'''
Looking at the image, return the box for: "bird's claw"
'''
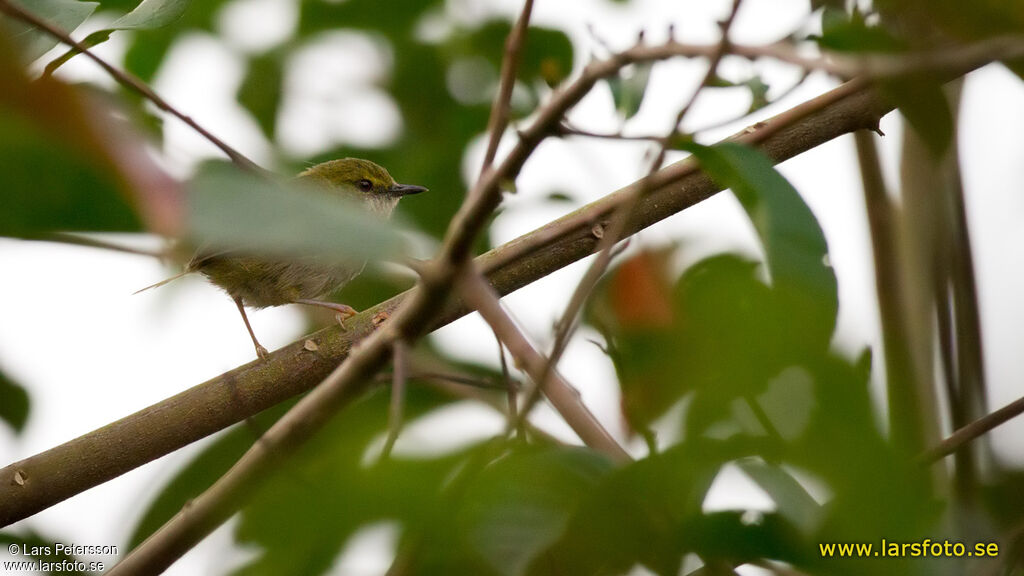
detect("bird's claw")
[334,307,357,331]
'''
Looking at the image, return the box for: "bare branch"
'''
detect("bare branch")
[491,325,522,437]
[456,265,632,463]
[920,395,1024,464]
[479,0,535,175]
[39,232,167,259]
[376,370,519,391]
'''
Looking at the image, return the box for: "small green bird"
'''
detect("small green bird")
[141,158,427,359]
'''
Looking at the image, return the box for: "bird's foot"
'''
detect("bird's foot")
[294,299,358,330]
[255,343,270,360]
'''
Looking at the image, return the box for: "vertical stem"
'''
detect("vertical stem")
[382,341,408,458]
[935,80,986,507]
[854,130,929,455]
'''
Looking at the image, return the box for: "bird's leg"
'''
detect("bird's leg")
[294,299,359,329]
[233,296,269,360]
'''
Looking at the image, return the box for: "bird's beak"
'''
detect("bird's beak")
[390,183,428,197]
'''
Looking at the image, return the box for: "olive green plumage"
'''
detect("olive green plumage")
[194,158,425,308]
[144,158,427,358]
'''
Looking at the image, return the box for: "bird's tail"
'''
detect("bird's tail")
[133,269,192,295]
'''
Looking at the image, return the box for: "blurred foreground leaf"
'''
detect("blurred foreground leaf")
[456,447,613,576]
[0,111,139,236]
[232,387,467,575]
[187,163,409,265]
[736,458,822,534]
[44,0,190,75]
[812,8,954,154]
[590,143,840,432]
[0,42,164,237]
[541,439,802,575]
[2,0,97,62]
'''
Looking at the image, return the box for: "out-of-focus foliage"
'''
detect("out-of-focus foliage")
[583,177,940,574]
[590,143,837,433]
[813,6,955,154]
[0,41,144,238]
[0,368,29,433]
[44,0,190,75]
[187,162,409,265]
[2,0,97,62]
[813,0,1024,154]
[607,62,653,119]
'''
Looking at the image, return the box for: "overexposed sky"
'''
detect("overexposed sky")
[3,1,1024,575]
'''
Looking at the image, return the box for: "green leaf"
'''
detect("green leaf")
[541,439,794,575]
[590,143,840,434]
[789,355,940,550]
[544,191,574,203]
[186,162,409,266]
[109,0,190,30]
[682,142,838,343]
[815,9,903,53]
[0,108,141,237]
[44,0,190,74]
[232,388,468,576]
[0,368,30,433]
[607,62,653,119]
[744,75,770,114]
[457,446,613,576]
[3,0,97,62]
[736,458,822,534]
[238,51,284,139]
[812,0,846,12]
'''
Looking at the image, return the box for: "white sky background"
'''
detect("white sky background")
[2,0,1024,574]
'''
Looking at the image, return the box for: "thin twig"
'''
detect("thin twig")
[920,395,1024,464]
[689,70,812,135]
[670,0,745,133]
[456,264,632,464]
[478,0,535,178]
[382,340,407,459]
[0,0,262,173]
[556,122,665,142]
[375,370,518,391]
[853,130,921,445]
[491,325,522,438]
[40,232,167,259]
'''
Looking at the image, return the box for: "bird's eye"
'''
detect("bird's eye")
[357,179,373,192]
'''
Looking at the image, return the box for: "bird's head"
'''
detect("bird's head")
[299,158,427,218]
